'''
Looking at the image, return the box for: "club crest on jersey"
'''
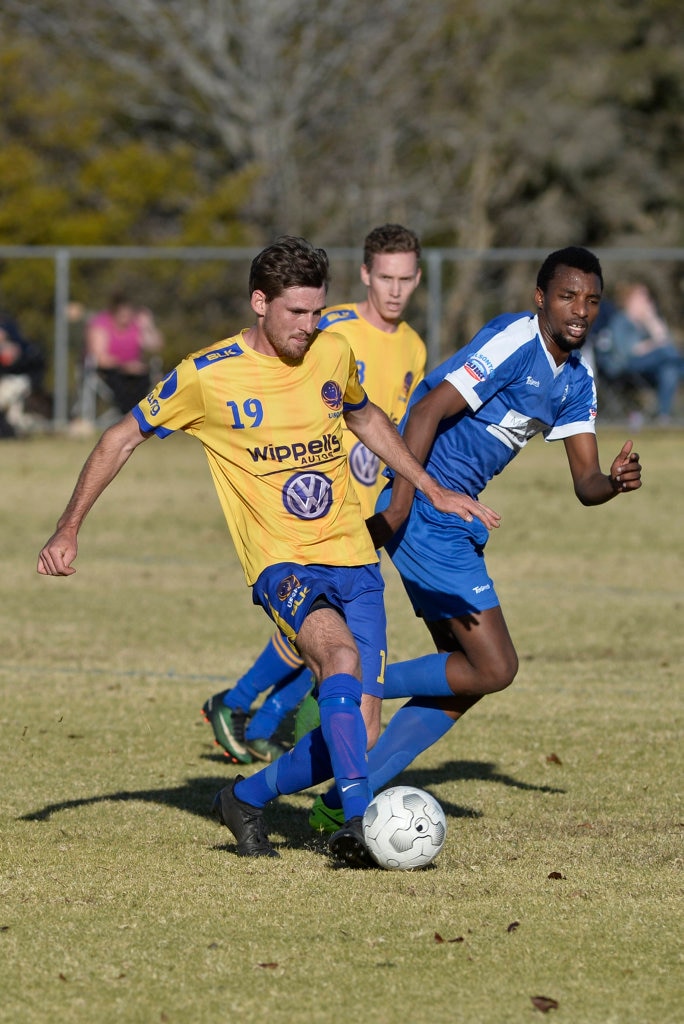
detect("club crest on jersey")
[274,574,311,617]
[282,471,333,520]
[349,441,379,488]
[321,380,343,411]
[464,354,494,382]
[276,574,301,601]
[402,371,414,397]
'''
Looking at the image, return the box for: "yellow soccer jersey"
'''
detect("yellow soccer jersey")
[319,304,426,518]
[132,328,379,585]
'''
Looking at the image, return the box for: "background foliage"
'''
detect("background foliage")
[0,1,683,364]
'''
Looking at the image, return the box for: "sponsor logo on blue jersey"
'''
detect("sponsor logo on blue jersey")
[349,441,379,488]
[282,471,333,519]
[321,380,343,411]
[464,353,494,382]
[193,343,243,370]
[247,432,341,466]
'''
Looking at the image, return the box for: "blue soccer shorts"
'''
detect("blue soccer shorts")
[377,489,500,621]
[252,562,387,698]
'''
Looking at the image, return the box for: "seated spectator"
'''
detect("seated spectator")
[0,312,49,438]
[597,281,683,424]
[86,292,163,414]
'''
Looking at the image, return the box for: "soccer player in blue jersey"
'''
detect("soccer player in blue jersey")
[37,236,496,867]
[309,245,644,832]
[202,225,426,765]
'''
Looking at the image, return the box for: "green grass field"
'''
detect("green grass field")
[1,427,681,1024]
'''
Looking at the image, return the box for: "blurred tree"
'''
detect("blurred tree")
[0,0,682,362]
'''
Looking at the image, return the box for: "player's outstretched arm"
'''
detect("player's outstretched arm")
[37,414,150,576]
[564,434,642,506]
[345,387,500,533]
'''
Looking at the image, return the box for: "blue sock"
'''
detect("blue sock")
[246,667,313,741]
[235,726,333,807]
[383,653,452,699]
[323,699,454,810]
[223,633,304,711]
[318,673,370,821]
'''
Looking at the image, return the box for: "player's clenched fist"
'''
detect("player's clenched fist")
[37,531,78,576]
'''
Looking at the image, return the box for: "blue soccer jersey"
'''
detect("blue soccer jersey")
[397,312,597,500]
[382,312,598,619]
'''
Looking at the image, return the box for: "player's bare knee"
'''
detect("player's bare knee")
[318,641,360,681]
[481,651,518,694]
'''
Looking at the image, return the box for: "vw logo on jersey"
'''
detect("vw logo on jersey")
[321,380,343,411]
[282,471,334,520]
[277,574,301,601]
[349,441,379,488]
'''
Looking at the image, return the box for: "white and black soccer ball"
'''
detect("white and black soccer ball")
[362,786,447,870]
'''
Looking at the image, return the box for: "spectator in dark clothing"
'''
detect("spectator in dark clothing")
[0,313,48,437]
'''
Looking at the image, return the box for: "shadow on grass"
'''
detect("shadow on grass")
[19,757,563,855]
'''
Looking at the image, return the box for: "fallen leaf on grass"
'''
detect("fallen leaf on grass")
[507,921,520,933]
[546,753,562,764]
[256,962,279,969]
[547,871,565,880]
[434,932,464,943]
[531,995,559,1012]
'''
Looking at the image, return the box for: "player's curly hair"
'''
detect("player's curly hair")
[537,246,603,293]
[363,224,421,270]
[249,236,330,300]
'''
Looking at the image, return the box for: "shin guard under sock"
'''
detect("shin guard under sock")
[235,726,333,807]
[323,699,454,810]
[318,673,370,821]
[383,653,452,699]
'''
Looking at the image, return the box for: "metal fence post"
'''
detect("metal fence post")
[53,248,71,428]
[425,249,443,370]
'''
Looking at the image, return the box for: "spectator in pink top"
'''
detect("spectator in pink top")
[86,292,163,413]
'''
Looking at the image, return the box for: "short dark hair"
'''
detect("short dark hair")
[249,236,330,300]
[536,246,603,293]
[363,224,421,270]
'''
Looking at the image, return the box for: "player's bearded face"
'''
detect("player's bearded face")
[537,267,602,355]
[260,286,326,360]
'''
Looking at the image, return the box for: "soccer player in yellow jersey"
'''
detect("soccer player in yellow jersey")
[37,236,494,866]
[202,225,427,765]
